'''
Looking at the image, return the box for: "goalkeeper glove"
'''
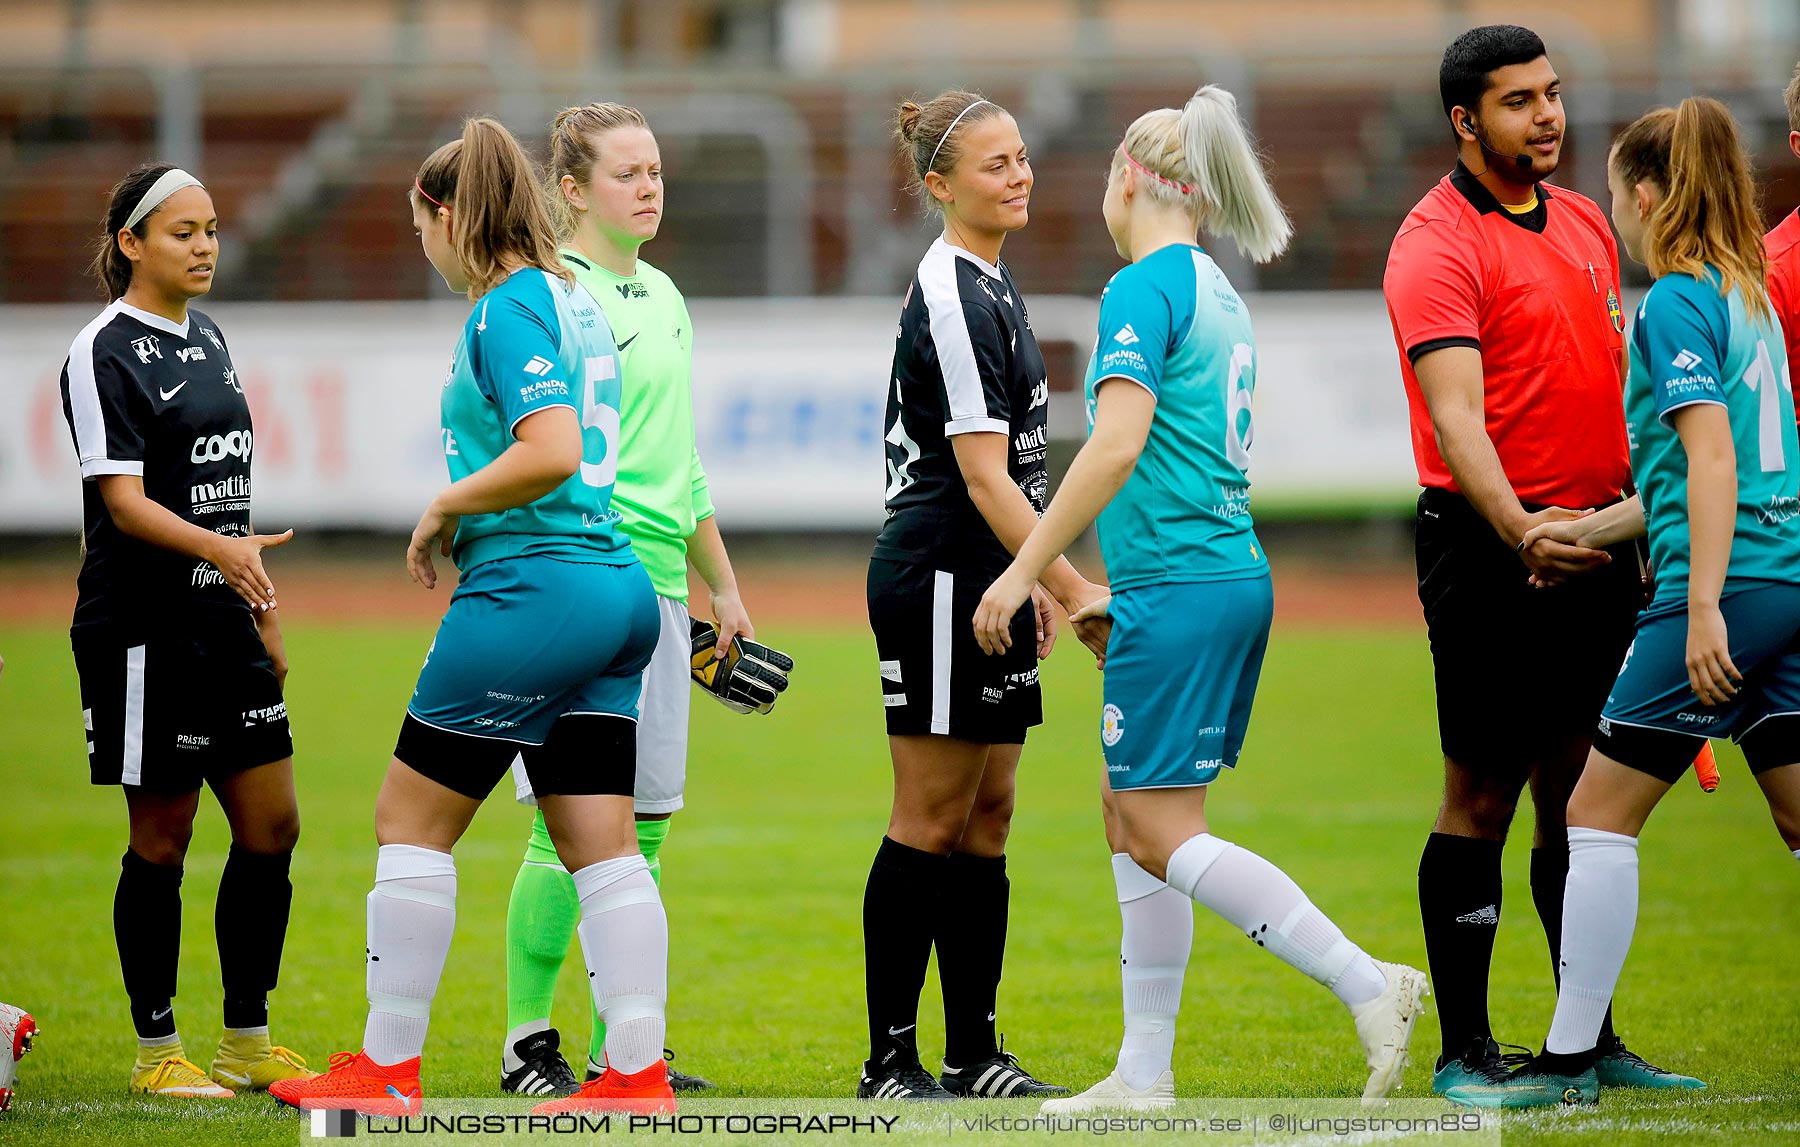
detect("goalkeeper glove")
[690,619,794,715]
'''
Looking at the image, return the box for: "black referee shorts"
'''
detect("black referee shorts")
[73,611,292,792]
[867,557,1042,745]
[1416,487,1641,772]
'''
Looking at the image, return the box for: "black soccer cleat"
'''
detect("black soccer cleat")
[500,1028,580,1098]
[939,1048,1069,1098]
[584,1048,715,1091]
[857,1059,956,1101]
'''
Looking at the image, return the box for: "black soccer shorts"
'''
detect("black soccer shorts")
[73,610,293,792]
[867,556,1042,745]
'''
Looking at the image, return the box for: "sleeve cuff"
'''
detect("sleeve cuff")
[1094,374,1158,401]
[79,458,144,478]
[508,401,579,439]
[944,416,1010,437]
[1406,336,1481,365]
[1656,397,1726,427]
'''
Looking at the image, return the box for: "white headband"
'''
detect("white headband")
[927,100,994,173]
[123,168,204,232]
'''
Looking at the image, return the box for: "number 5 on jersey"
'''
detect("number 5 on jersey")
[580,354,622,489]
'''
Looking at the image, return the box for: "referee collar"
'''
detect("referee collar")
[1449,160,1550,235]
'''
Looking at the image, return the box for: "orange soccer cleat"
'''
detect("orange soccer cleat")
[268,1051,422,1117]
[531,1059,675,1115]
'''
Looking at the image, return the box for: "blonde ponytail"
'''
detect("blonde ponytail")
[1178,86,1291,264]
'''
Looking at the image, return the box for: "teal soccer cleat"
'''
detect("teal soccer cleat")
[1443,1053,1599,1109]
[1430,1037,1515,1095]
[1593,1036,1706,1090]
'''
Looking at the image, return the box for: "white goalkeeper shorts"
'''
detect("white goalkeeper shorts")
[512,593,691,814]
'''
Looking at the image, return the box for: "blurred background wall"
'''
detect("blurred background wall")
[2,0,1798,536]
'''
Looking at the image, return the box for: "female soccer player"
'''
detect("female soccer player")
[861,89,1107,1102]
[974,86,1428,1110]
[1447,98,1800,1110]
[59,163,311,1099]
[497,101,756,1096]
[270,118,672,1115]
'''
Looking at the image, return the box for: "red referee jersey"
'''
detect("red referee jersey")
[1767,207,1800,404]
[1384,162,1630,508]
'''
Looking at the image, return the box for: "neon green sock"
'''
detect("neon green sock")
[586,816,673,1067]
[505,809,579,1036]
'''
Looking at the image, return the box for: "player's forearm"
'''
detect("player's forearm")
[686,513,741,599]
[1685,454,1736,609]
[96,476,231,566]
[1003,434,1136,600]
[1568,496,1646,549]
[433,438,577,517]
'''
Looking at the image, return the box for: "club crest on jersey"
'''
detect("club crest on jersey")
[1607,287,1624,332]
[1101,704,1125,747]
[131,335,161,363]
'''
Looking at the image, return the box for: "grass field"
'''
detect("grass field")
[1,615,1797,1145]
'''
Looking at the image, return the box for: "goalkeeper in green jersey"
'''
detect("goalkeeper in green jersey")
[498,103,791,1097]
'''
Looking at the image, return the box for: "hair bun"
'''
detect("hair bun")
[895,101,924,144]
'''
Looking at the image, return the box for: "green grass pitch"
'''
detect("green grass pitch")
[1,618,1796,1145]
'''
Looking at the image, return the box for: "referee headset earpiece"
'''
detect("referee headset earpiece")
[1461,111,1535,174]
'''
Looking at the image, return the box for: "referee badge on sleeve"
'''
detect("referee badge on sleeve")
[1607,287,1624,332]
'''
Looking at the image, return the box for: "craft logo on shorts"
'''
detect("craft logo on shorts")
[1101,703,1125,747]
[131,335,162,363]
[1607,286,1624,332]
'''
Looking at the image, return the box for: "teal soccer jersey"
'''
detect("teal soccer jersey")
[1084,243,1268,591]
[441,268,636,572]
[1627,268,1800,603]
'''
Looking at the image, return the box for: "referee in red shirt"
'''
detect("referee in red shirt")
[1767,61,1800,380]
[1384,25,1700,1093]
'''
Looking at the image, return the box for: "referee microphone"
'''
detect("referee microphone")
[1461,115,1533,174]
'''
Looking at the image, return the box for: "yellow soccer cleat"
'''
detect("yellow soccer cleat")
[211,1033,316,1092]
[131,1049,235,1098]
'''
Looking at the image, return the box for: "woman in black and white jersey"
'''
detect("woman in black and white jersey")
[860,90,1109,1101]
[58,163,312,1098]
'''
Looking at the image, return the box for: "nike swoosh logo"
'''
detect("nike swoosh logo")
[215,1068,250,1085]
[616,333,639,351]
[151,1006,173,1021]
[887,1024,915,1036]
[158,382,187,401]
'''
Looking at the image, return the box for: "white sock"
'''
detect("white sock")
[363,843,457,1066]
[502,1020,551,1074]
[1112,854,1190,1091]
[573,854,667,1076]
[1164,834,1387,1008]
[1546,828,1638,1054]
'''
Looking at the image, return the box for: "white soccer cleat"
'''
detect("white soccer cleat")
[0,1003,37,1113]
[1351,960,1430,1107]
[1038,1068,1175,1113]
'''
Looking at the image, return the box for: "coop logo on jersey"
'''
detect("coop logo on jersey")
[131,335,162,363]
[1606,287,1624,332]
[190,429,253,463]
[523,355,555,376]
[1672,349,1702,372]
[1112,324,1140,346]
[1101,703,1125,747]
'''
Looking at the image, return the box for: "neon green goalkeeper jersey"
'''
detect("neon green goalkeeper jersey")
[561,249,715,602]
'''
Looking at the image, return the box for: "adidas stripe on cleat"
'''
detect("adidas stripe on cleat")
[940,1049,1068,1098]
[501,1029,579,1098]
[857,1061,954,1101]
[268,1050,422,1116]
[0,1004,37,1112]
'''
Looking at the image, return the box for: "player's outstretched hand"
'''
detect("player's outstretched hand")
[209,528,292,611]
[973,568,1034,656]
[407,503,459,590]
[1686,602,1742,706]
[1069,592,1113,670]
[1030,584,1058,659]
[1518,507,1609,586]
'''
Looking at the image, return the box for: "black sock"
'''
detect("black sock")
[1530,843,1616,1043]
[863,836,948,1068]
[1418,832,1503,1058]
[937,852,1008,1067]
[218,843,294,1031]
[116,848,183,1041]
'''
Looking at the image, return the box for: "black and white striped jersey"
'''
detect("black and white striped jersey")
[59,301,254,631]
[873,237,1050,576]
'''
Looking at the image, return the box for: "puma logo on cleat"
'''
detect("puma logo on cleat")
[1456,904,1499,925]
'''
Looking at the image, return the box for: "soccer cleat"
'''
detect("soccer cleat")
[1039,1069,1175,1113]
[1349,961,1429,1106]
[585,1049,714,1092]
[0,1004,38,1112]
[1593,1035,1706,1090]
[1431,1036,1531,1094]
[940,1046,1069,1098]
[1443,1055,1599,1109]
[857,1059,955,1101]
[210,1032,315,1092]
[131,1050,235,1099]
[268,1050,422,1116]
[501,1029,579,1098]
[532,1060,675,1115]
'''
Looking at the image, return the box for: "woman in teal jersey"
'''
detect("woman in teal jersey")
[1445,99,1800,1110]
[494,101,756,1095]
[272,118,673,1115]
[974,86,1427,1109]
